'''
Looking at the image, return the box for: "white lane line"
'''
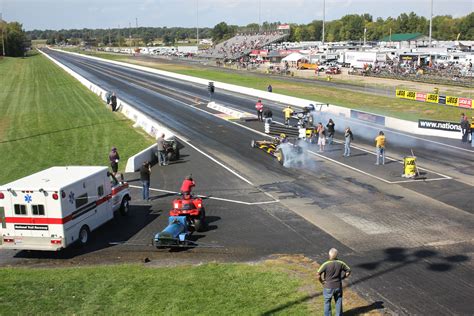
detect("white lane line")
[308,150,450,184]
[129,185,280,205]
[307,150,393,184]
[331,139,452,180]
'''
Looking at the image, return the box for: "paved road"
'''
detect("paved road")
[4,48,472,315]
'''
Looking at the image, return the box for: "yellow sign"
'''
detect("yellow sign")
[396,89,406,98]
[426,93,439,103]
[403,157,417,177]
[405,91,416,100]
[446,96,459,107]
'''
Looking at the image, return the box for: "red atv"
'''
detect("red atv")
[169,194,206,232]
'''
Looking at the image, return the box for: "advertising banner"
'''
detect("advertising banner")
[426,93,439,103]
[405,90,416,100]
[416,92,427,102]
[351,109,385,125]
[418,119,461,132]
[438,95,446,105]
[458,97,473,109]
[445,96,459,107]
[396,89,406,98]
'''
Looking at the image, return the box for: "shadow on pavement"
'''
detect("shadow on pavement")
[13,205,159,260]
[345,301,385,315]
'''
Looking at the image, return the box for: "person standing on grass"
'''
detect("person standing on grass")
[375,131,386,165]
[255,99,264,122]
[317,248,351,316]
[140,161,151,201]
[343,127,353,157]
[109,147,120,176]
[267,84,273,93]
[110,92,117,112]
[326,119,335,145]
[317,122,326,152]
[105,91,112,105]
[156,133,167,166]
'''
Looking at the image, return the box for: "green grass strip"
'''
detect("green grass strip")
[0,52,153,185]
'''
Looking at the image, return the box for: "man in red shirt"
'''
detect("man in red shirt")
[180,175,195,196]
[255,99,264,122]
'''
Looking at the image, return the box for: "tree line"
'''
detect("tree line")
[289,12,473,42]
[8,11,474,51]
[0,21,28,57]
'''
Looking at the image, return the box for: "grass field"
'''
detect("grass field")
[62,48,471,122]
[0,51,153,185]
[0,256,377,315]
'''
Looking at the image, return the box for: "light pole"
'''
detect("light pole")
[322,0,325,45]
[258,0,261,32]
[428,0,433,47]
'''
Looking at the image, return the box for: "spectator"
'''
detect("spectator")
[110,92,117,112]
[255,99,264,122]
[109,147,120,176]
[267,84,273,93]
[375,131,386,165]
[461,116,470,143]
[282,105,294,126]
[326,119,335,145]
[105,91,112,105]
[317,248,351,316]
[343,127,353,157]
[140,161,151,201]
[156,133,167,166]
[317,122,326,152]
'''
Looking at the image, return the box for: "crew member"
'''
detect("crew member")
[263,107,273,119]
[255,99,264,122]
[375,131,386,165]
[109,147,120,176]
[110,92,117,112]
[180,175,195,197]
[283,105,294,126]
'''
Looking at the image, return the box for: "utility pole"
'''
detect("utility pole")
[322,0,326,45]
[1,12,6,56]
[118,24,121,47]
[363,28,367,46]
[108,28,111,46]
[196,0,199,48]
[129,22,132,54]
[258,0,261,32]
[429,0,433,47]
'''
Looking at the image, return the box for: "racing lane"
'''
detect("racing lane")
[24,49,474,315]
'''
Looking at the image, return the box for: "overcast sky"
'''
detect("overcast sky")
[1,0,473,31]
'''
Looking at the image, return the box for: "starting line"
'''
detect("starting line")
[129,185,280,206]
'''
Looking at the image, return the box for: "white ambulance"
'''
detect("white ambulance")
[0,166,131,251]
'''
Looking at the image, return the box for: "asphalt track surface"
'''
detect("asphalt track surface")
[2,49,473,315]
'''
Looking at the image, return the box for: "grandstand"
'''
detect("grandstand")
[201,32,289,60]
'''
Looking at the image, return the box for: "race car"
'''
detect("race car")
[250,134,302,165]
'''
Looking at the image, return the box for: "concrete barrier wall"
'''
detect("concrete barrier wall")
[53,48,460,139]
[40,49,176,172]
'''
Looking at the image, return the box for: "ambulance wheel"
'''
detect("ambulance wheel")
[78,226,90,246]
[120,197,130,216]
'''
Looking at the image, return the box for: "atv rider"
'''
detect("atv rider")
[180,175,195,197]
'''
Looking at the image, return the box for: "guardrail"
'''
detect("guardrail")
[52,48,462,140]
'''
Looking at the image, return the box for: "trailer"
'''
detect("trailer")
[0,166,130,251]
[344,51,386,68]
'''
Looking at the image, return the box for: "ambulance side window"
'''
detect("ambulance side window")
[32,204,45,216]
[97,185,104,197]
[75,193,88,209]
[14,204,27,215]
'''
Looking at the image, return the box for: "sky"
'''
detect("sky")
[1,0,473,31]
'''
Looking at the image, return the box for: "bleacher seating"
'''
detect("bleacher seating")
[201,32,288,60]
